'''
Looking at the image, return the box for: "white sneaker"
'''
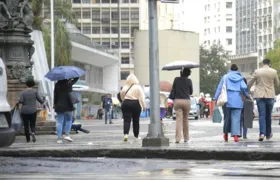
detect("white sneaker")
[64,136,73,142]
[135,136,142,141]
[57,139,63,144]
[124,134,128,142]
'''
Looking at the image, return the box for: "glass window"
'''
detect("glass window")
[121,71,130,80]
[121,27,129,34]
[92,27,100,34]
[121,57,129,64]
[259,36,262,43]
[226,26,232,33]
[102,27,110,34]
[82,27,91,34]
[131,11,139,20]
[92,0,100,3]
[226,18,233,21]
[111,27,118,34]
[121,42,130,49]
[131,26,139,36]
[130,0,138,3]
[121,11,129,20]
[102,0,109,3]
[226,39,233,45]
[74,10,81,19]
[82,9,90,19]
[258,9,262,16]
[82,0,91,3]
[92,10,100,20]
[111,11,119,20]
[73,0,81,3]
[226,2,233,8]
[102,42,110,47]
[264,8,267,15]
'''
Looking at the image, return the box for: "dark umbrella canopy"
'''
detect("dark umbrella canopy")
[45,66,85,81]
[162,61,200,71]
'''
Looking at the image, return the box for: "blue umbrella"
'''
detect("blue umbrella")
[45,66,85,81]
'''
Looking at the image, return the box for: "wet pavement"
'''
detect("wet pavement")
[1,157,280,179]
[1,119,280,160]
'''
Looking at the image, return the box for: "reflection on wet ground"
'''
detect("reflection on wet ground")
[1,158,280,179]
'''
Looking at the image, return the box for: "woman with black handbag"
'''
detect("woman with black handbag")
[120,74,146,142]
[170,68,193,143]
[54,77,78,144]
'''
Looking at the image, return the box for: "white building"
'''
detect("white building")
[202,0,236,55]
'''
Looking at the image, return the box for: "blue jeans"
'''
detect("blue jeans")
[105,108,112,123]
[146,109,150,117]
[56,111,72,139]
[224,107,242,136]
[256,98,274,136]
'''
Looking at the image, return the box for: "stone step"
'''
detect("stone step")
[36,121,56,126]
[36,126,56,131]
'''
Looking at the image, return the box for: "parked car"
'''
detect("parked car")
[173,97,200,120]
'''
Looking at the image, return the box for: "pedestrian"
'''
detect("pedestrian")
[121,74,146,142]
[97,108,103,120]
[102,94,113,124]
[214,64,249,142]
[54,77,78,144]
[145,97,150,117]
[18,78,45,143]
[248,59,279,141]
[160,93,168,123]
[170,68,193,143]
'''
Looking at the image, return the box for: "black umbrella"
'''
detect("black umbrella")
[162,61,200,71]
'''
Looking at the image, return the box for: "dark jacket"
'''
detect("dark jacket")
[54,78,78,112]
[172,77,193,100]
[102,97,112,110]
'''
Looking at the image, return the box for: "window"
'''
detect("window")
[121,27,129,34]
[102,11,110,18]
[73,0,81,3]
[111,11,119,20]
[131,11,139,20]
[92,10,100,20]
[92,27,100,34]
[74,10,81,19]
[131,27,139,36]
[102,42,110,47]
[82,27,91,34]
[218,27,220,32]
[121,71,130,80]
[131,0,138,3]
[226,2,233,8]
[264,8,267,15]
[121,11,129,20]
[82,0,91,3]
[259,49,262,56]
[121,57,129,64]
[268,20,272,28]
[121,42,130,49]
[259,22,262,29]
[226,39,232,45]
[122,0,129,3]
[226,26,232,32]
[259,9,262,16]
[102,0,109,3]
[269,6,272,13]
[102,27,110,34]
[111,27,118,34]
[226,18,233,21]
[269,34,272,41]
[92,0,100,3]
[205,5,207,11]
[259,36,262,43]
[82,9,90,19]
[208,28,210,34]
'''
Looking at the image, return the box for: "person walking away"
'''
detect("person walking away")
[160,93,168,123]
[54,77,78,144]
[102,94,113,124]
[121,74,146,142]
[145,97,150,117]
[170,68,193,143]
[248,59,279,141]
[214,64,249,142]
[18,79,45,143]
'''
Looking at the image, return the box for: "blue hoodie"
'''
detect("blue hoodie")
[214,71,249,108]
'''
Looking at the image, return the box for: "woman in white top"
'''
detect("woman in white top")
[121,74,146,142]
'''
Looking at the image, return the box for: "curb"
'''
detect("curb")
[0,148,277,161]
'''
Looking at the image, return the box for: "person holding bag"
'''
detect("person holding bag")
[214,64,249,142]
[54,77,78,144]
[121,74,146,142]
[18,79,45,143]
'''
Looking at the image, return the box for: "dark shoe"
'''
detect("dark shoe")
[27,139,30,143]
[31,133,36,142]
[223,133,228,142]
[258,134,265,141]
[243,137,247,139]
[109,122,113,124]
[266,134,273,140]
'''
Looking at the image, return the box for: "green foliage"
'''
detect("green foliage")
[200,44,228,97]
[266,39,280,94]
[32,0,76,67]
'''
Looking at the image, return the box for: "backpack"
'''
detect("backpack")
[117,92,122,103]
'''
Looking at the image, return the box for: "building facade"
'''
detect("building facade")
[134,30,200,94]
[202,0,236,55]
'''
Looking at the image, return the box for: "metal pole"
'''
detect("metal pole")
[142,0,169,147]
[50,0,55,120]
[118,0,121,90]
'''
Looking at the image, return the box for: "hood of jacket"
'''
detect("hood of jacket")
[225,71,244,91]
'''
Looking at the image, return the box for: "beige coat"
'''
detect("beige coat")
[248,65,279,98]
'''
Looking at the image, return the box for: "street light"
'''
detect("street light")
[50,0,55,120]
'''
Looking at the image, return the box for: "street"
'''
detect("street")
[1,157,280,179]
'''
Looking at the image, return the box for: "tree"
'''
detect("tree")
[200,44,228,97]
[31,0,76,67]
[266,39,280,94]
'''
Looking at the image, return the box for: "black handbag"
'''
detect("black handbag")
[169,88,175,100]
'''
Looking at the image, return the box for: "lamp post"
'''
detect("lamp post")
[118,0,121,90]
[50,0,55,120]
[142,0,169,147]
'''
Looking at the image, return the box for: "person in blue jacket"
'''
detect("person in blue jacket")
[214,64,249,142]
[102,94,113,124]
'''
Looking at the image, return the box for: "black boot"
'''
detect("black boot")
[80,128,90,134]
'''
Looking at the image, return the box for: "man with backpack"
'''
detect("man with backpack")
[102,94,113,124]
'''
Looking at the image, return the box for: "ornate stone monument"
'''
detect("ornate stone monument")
[0,0,35,107]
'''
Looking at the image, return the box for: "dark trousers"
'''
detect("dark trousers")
[21,113,37,141]
[121,99,141,137]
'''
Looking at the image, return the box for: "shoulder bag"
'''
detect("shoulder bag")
[217,76,227,106]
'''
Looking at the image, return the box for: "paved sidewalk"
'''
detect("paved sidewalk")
[1,119,280,160]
